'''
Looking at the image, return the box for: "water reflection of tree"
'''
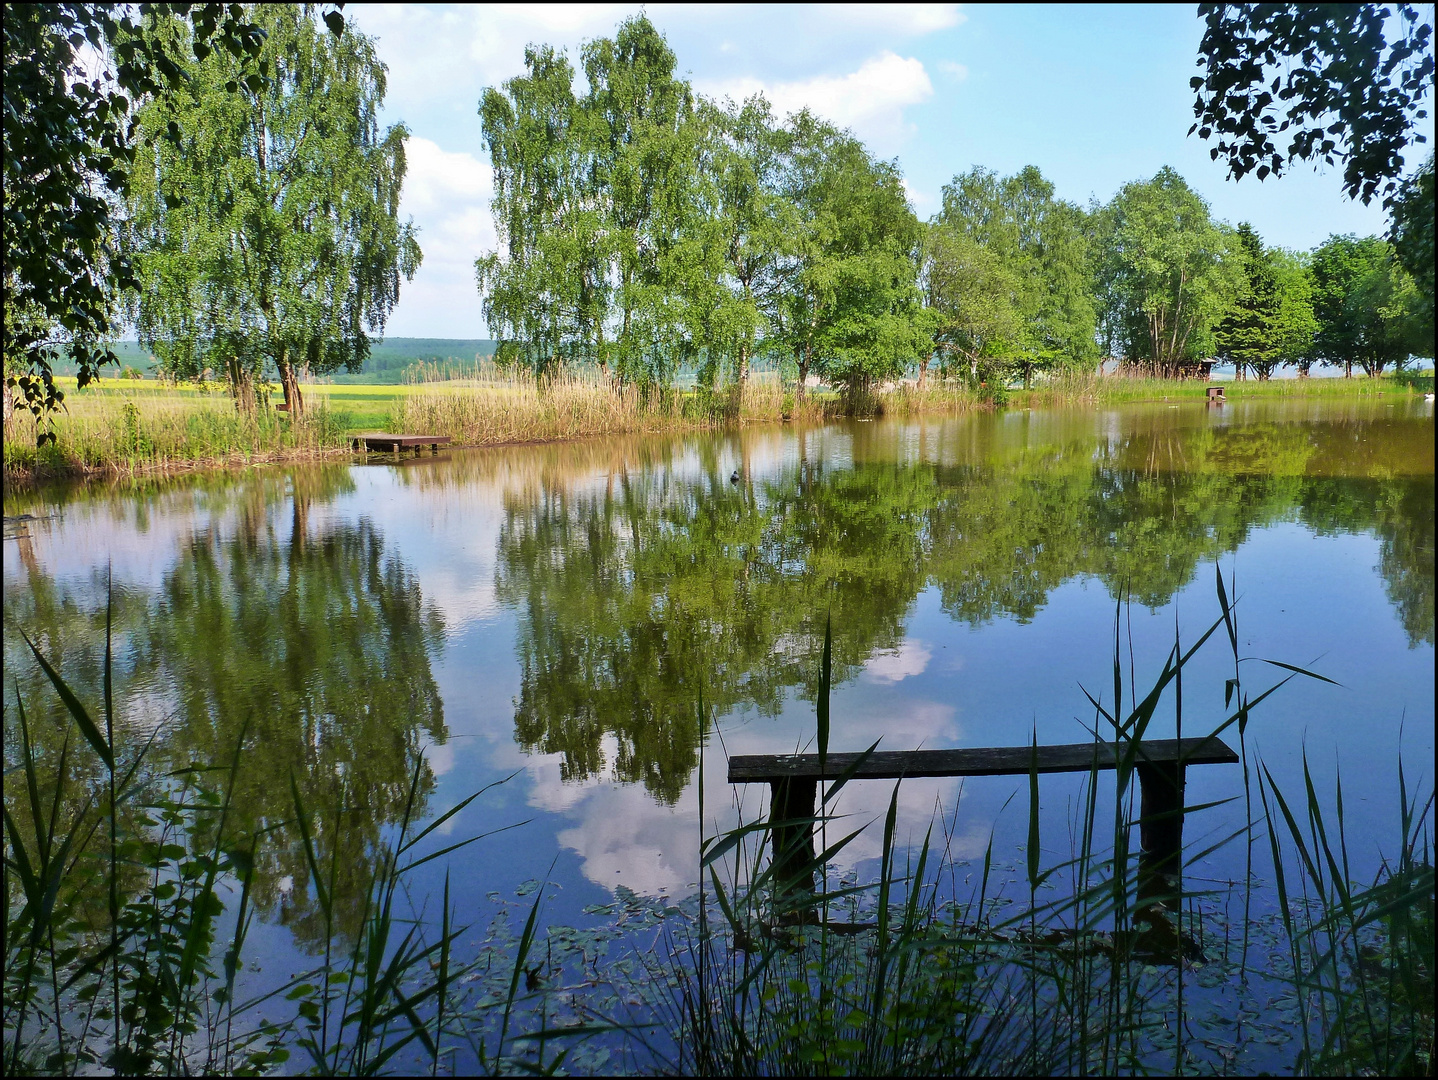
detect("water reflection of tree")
[4,465,447,952]
[142,513,445,948]
[497,420,1434,795]
[496,458,927,803]
[1300,478,1435,647]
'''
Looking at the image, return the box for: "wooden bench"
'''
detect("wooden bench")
[728,736,1239,888]
[1205,385,1225,402]
[352,433,452,455]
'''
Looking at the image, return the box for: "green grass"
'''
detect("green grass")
[1009,370,1431,407]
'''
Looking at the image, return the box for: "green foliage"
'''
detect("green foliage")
[775,113,927,405]
[1090,167,1241,375]
[1215,224,1319,379]
[2,3,269,443]
[1387,154,1435,350]
[1267,248,1322,372]
[478,17,697,388]
[476,19,928,405]
[922,224,1023,388]
[125,5,421,414]
[687,95,792,394]
[478,44,606,379]
[928,166,1097,389]
[1311,234,1427,375]
[1191,4,1435,206]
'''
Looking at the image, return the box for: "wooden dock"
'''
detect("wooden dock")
[352,433,452,455]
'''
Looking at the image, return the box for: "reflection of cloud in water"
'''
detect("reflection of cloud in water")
[421,575,499,628]
[505,698,983,897]
[863,638,932,684]
[523,752,606,815]
[424,739,455,777]
[556,780,701,897]
[841,698,959,749]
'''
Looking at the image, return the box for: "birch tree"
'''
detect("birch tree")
[126,5,420,414]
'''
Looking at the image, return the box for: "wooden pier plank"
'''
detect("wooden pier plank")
[352,433,452,452]
[727,736,1237,784]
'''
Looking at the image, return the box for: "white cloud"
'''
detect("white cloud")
[696,51,935,155]
[938,59,969,80]
[817,4,965,35]
[353,4,628,115]
[388,137,495,337]
[864,638,933,684]
[902,177,937,213]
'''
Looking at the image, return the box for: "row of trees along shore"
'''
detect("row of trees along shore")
[6,9,1432,427]
[477,17,1432,403]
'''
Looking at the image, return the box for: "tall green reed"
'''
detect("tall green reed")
[2,584,578,1076]
[650,570,1425,1076]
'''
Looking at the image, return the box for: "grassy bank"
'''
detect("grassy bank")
[5,368,1430,484]
[2,380,359,482]
[1010,368,1435,407]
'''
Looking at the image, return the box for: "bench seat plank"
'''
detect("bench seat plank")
[728,737,1237,784]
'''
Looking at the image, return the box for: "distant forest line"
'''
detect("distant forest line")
[56,339,500,384]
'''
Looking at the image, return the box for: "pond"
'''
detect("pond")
[4,396,1433,1071]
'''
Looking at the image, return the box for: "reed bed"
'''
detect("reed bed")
[389,375,692,445]
[880,379,987,414]
[3,385,353,480]
[389,367,808,445]
[7,366,1427,484]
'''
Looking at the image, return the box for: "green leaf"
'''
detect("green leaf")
[21,629,113,770]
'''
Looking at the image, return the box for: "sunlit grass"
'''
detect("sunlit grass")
[3,380,354,479]
[1013,370,1429,406]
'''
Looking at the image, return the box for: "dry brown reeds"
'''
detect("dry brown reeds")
[389,370,690,445]
[389,367,804,444]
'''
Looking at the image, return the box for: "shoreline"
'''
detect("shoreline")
[5,374,1432,493]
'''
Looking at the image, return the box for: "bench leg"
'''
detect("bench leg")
[1137,761,1185,874]
[770,778,818,898]
[1134,761,1204,961]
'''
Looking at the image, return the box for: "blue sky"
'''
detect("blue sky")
[345,3,1433,339]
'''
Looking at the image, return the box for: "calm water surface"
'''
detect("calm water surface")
[4,397,1433,1024]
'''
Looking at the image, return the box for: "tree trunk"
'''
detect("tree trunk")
[227,356,255,417]
[796,346,809,404]
[279,345,304,417]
